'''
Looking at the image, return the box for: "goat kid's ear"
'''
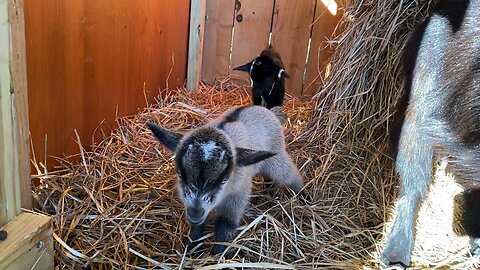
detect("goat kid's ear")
[270,58,289,78]
[233,62,252,72]
[236,147,276,167]
[147,122,183,153]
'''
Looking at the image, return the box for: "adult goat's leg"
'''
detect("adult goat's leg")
[382,13,450,267]
[382,120,435,267]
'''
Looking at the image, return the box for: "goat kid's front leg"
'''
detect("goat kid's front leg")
[187,222,206,253]
[382,121,434,268]
[211,193,249,256]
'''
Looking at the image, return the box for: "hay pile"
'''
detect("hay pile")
[32,82,317,269]
[31,0,480,269]
[303,0,479,268]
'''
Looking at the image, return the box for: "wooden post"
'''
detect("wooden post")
[186,0,206,91]
[9,0,32,209]
[0,1,54,269]
[0,0,22,226]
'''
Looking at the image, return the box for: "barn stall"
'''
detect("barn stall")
[0,0,479,269]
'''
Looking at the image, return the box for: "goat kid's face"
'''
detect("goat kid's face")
[147,122,276,225]
[234,55,289,82]
[176,136,233,225]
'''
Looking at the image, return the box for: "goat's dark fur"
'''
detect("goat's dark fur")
[233,47,289,109]
[382,0,480,267]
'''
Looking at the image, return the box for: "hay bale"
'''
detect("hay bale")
[304,0,479,268]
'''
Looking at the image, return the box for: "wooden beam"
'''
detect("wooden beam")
[0,0,22,226]
[0,212,54,270]
[9,0,32,209]
[186,0,206,91]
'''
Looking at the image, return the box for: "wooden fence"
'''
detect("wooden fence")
[24,0,338,169]
[200,0,339,97]
[24,0,190,168]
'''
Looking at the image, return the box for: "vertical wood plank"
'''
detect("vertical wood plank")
[202,0,235,83]
[303,0,339,97]
[187,0,206,90]
[0,0,22,226]
[271,0,316,97]
[9,0,32,209]
[230,0,275,84]
[24,0,190,170]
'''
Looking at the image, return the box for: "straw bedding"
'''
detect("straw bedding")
[32,0,480,269]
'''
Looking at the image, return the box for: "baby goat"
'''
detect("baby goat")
[382,0,480,268]
[233,47,289,109]
[147,105,303,255]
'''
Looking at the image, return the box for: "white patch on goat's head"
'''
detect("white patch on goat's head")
[200,140,218,160]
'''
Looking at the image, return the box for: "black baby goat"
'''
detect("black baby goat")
[382,0,480,268]
[233,47,289,109]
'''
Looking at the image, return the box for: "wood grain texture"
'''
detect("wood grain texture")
[303,0,339,97]
[0,0,22,226]
[9,0,32,210]
[24,0,189,170]
[202,0,235,83]
[271,0,316,97]
[187,0,206,90]
[230,0,275,84]
[0,212,53,270]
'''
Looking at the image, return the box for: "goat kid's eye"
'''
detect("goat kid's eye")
[255,60,262,66]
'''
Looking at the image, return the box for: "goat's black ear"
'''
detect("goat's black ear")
[271,58,288,78]
[147,122,183,153]
[233,62,252,72]
[235,148,276,167]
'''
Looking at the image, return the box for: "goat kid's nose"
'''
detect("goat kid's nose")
[186,206,205,224]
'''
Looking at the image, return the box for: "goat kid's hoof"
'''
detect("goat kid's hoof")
[186,240,204,255]
[210,244,226,255]
[210,244,233,258]
[380,251,409,270]
[381,263,408,270]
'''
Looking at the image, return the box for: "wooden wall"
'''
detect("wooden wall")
[24,0,190,169]
[202,0,339,98]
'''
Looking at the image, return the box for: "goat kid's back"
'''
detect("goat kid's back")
[210,106,285,152]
